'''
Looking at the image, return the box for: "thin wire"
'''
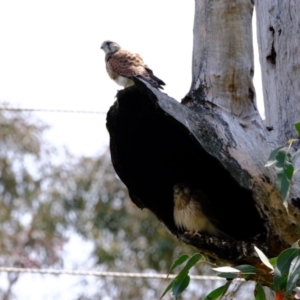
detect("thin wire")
[0,267,224,281]
[0,107,106,114]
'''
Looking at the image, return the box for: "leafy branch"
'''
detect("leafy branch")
[160,253,202,299]
[266,122,300,205]
[161,244,300,299]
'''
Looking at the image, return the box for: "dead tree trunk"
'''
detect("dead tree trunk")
[106,0,300,285]
[255,0,300,200]
[255,0,300,145]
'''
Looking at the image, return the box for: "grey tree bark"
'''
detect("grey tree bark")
[255,0,300,145]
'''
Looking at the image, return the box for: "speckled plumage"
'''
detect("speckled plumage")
[100,40,165,89]
[173,183,230,238]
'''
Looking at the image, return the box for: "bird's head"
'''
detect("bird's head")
[100,40,121,54]
[173,183,191,197]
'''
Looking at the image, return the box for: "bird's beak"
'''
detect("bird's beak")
[100,45,104,49]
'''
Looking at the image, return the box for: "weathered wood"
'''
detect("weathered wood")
[189,0,256,119]
[255,0,300,202]
[255,0,300,145]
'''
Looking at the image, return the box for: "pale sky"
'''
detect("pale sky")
[0,0,195,157]
[0,1,262,299]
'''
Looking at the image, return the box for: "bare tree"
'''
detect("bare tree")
[106,0,300,288]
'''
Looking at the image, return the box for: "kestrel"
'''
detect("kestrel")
[173,183,231,239]
[100,40,165,89]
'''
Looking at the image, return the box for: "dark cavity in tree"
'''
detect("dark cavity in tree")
[106,79,264,240]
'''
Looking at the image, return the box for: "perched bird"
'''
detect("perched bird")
[173,183,230,239]
[100,40,165,89]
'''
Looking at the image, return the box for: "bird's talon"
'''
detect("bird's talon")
[183,231,202,238]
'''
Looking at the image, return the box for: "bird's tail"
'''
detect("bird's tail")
[141,67,166,90]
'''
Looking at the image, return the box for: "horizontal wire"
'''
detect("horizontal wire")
[0,267,224,281]
[0,107,106,114]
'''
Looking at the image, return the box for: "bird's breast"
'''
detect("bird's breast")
[174,201,219,235]
[114,75,134,88]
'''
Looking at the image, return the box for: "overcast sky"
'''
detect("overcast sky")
[0,1,263,298]
[0,0,196,158]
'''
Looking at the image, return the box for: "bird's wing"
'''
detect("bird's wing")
[142,66,165,89]
[107,50,147,78]
[107,50,165,89]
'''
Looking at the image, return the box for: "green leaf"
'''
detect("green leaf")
[171,274,190,299]
[234,264,257,274]
[160,253,201,299]
[265,146,287,167]
[255,283,266,300]
[160,280,175,299]
[269,257,278,267]
[180,253,202,275]
[254,246,274,271]
[212,265,256,282]
[204,281,231,300]
[295,123,300,137]
[273,248,300,291]
[275,149,294,200]
[286,255,300,295]
[167,254,189,277]
[233,264,256,280]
